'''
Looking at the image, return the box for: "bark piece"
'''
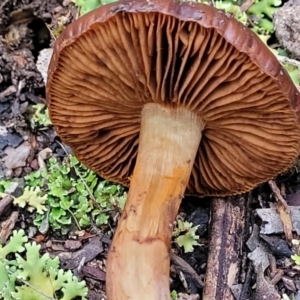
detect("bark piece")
[0,211,19,244]
[203,197,246,300]
[0,195,13,217]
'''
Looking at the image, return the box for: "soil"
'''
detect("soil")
[1,1,300,300]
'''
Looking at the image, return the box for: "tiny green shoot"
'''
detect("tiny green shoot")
[31,104,52,128]
[173,218,200,253]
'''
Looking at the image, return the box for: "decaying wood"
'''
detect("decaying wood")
[203,196,247,300]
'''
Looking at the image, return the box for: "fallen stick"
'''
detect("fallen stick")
[203,196,247,300]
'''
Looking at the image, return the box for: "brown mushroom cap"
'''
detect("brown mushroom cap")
[46,0,300,196]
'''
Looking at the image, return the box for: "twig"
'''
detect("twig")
[170,252,204,289]
[77,257,86,275]
[204,197,245,300]
[268,180,289,211]
[67,208,82,231]
[268,180,293,242]
[239,263,253,300]
[240,0,255,13]
[45,23,57,41]
[276,55,300,68]
[0,0,10,12]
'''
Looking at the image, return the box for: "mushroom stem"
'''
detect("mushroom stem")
[106,103,204,300]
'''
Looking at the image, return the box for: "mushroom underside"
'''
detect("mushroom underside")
[48,10,300,196]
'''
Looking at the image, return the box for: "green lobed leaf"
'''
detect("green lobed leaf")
[13,187,47,214]
[292,254,300,265]
[0,230,28,260]
[95,213,109,226]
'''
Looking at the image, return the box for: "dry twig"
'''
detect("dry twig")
[268,180,293,242]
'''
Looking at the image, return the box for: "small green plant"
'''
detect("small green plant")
[171,290,178,300]
[1,155,126,234]
[246,0,281,34]
[214,0,248,24]
[0,187,47,214]
[173,218,200,253]
[0,180,13,193]
[31,104,52,128]
[24,155,127,233]
[291,254,300,265]
[72,0,117,15]
[0,229,87,300]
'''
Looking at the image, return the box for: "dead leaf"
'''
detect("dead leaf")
[0,85,17,99]
[282,275,297,292]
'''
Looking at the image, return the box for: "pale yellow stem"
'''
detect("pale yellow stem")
[106,103,204,300]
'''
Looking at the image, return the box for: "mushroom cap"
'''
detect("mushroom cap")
[46,0,300,197]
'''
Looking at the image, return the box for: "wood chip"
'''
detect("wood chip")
[268,180,293,242]
[0,211,19,243]
[0,195,13,217]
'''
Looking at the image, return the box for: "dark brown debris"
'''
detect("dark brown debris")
[58,236,103,270]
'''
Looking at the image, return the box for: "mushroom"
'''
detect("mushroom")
[46,0,300,299]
